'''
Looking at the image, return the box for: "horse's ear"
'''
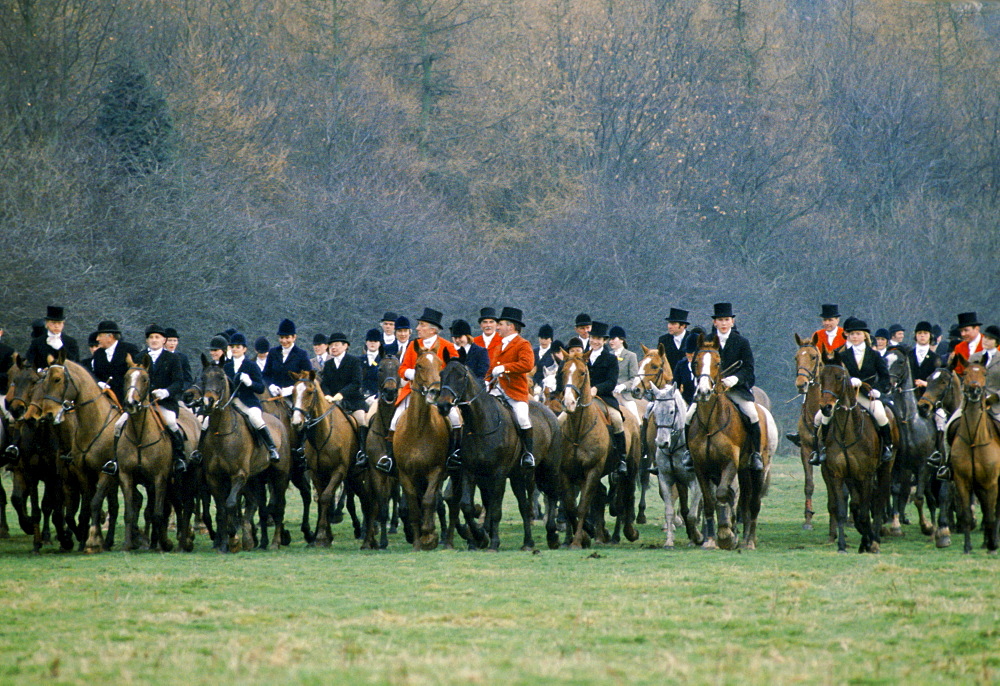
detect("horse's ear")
[657,341,667,359]
[308,369,316,382]
[811,332,820,347]
[794,333,805,347]
[12,352,23,369]
[126,353,134,367]
[443,348,452,363]
[641,343,651,355]
[695,333,705,350]
[201,352,211,369]
[949,352,966,371]
[139,353,152,369]
[54,349,66,366]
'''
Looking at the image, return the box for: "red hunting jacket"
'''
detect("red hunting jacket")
[485,335,535,403]
[397,336,459,405]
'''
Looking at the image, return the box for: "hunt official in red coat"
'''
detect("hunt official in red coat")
[485,307,537,467]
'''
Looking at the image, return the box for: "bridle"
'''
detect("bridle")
[562,359,593,408]
[795,346,821,390]
[820,365,857,411]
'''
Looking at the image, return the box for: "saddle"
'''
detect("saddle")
[591,397,613,427]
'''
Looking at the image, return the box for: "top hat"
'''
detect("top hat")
[590,321,610,338]
[96,320,121,335]
[498,307,525,327]
[277,319,297,336]
[574,313,592,327]
[478,307,498,323]
[914,321,933,334]
[609,325,626,339]
[254,336,270,353]
[820,304,839,319]
[365,328,381,342]
[394,316,411,330]
[209,335,230,351]
[957,312,982,328]
[538,324,554,339]
[327,332,349,345]
[665,307,689,324]
[145,323,167,338]
[416,308,444,329]
[45,305,65,321]
[711,303,735,319]
[229,332,248,347]
[313,333,329,346]
[381,312,398,324]
[450,319,473,338]
[164,327,179,339]
[983,325,1000,342]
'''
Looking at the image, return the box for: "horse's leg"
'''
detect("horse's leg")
[636,455,649,524]
[419,468,445,551]
[225,475,246,552]
[84,473,109,553]
[291,464,313,544]
[715,460,739,550]
[330,482,346,524]
[316,468,345,548]
[0,477,9,540]
[543,491,560,550]
[657,467,671,532]
[683,471,705,545]
[344,488,362,540]
[801,440,815,531]
[741,467,764,550]
[662,470,677,549]
[153,473,173,552]
[379,479,392,549]
[571,468,602,549]
[208,477,229,552]
[268,473,286,551]
[915,458,934,536]
[119,471,139,551]
[510,472,535,551]
[696,468,718,550]
[980,473,999,553]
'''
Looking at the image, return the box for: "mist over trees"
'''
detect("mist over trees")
[2,0,1000,425]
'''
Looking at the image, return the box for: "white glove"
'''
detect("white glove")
[868,389,881,400]
[404,369,415,381]
[268,384,281,397]
[240,372,252,387]
[722,376,738,389]
[614,383,626,394]
[591,386,599,397]
[492,365,505,376]
[850,377,862,388]
[280,386,293,397]
[97,381,110,390]
[543,376,557,392]
[324,395,336,403]
[152,389,169,400]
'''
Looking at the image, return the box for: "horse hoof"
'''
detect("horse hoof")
[330,512,344,524]
[744,540,756,551]
[802,522,813,531]
[889,526,903,537]
[920,523,934,536]
[717,528,735,550]
[869,542,881,554]
[625,524,639,542]
[520,545,535,552]
[936,536,952,548]
[837,548,848,554]
[663,543,675,550]
[636,514,647,525]
[702,539,718,550]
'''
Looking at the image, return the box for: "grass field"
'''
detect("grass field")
[1,452,998,685]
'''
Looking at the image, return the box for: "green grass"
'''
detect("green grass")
[1,452,998,685]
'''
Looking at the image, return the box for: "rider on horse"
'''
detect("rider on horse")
[360,328,383,405]
[141,324,189,473]
[451,319,490,381]
[225,332,280,463]
[261,319,312,459]
[586,321,629,475]
[608,325,640,423]
[809,316,894,466]
[485,307,537,468]
[375,308,460,474]
[683,303,764,472]
[474,308,502,360]
[815,304,846,355]
[909,321,940,398]
[656,307,692,372]
[319,332,369,467]
[26,305,80,369]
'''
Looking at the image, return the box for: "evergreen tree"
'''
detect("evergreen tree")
[96,61,173,174]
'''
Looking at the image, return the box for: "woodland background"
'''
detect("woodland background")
[3,0,1000,424]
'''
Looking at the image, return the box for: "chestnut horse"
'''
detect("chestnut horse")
[915,367,961,547]
[686,341,775,551]
[635,344,673,526]
[34,356,120,552]
[118,355,202,552]
[949,359,1000,554]
[816,354,895,553]
[394,349,451,551]
[290,370,362,547]
[197,359,290,552]
[790,333,823,530]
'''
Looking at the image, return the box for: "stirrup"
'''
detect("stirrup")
[174,458,187,473]
[881,446,894,464]
[936,463,952,480]
[354,450,368,467]
[188,450,202,465]
[680,450,693,470]
[749,452,764,471]
[446,449,462,471]
[4,445,18,459]
[926,451,943,467]
[268,449,280,463]
[101,460,118,476]
[59,452,74,462]
[809,450,824,466]
[375,455,394,474]
[292,446,306,459]
[521,451,535,468]
[616,458,628,475]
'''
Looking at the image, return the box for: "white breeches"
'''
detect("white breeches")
[390,395,461,431]
[351,408,368,428]
[814,397,888,427]
[685,393,758,425]
[157,406,179,432]
[233,399,266,430]
[490,387,531,429]
[614,393,639,424]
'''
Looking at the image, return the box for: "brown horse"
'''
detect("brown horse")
[790,333,823,530]
[260,394,312,546]
[34,355,120,552]
[289,370,363,547]
[361,356,402,550]
[394,349,450,551]
[197,359,290,552]
[117,356,202,552]
[816,354,895,553]
[915,367,962,547]
[949,359,1000,554]
[686,340,775,551]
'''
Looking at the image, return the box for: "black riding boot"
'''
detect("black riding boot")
[446,428,462,471]
[168,427,188,473]
[747,421,764,471]
[518,426,535,468]
[293,431,307,463]
[375,432,395,474]
[256,426,281,463]
[680,448,693,471]
[809,424,828,466]
[877,424,894,463]
[612,431,628,475]
[355,426,369,467]
[785,430,801,447]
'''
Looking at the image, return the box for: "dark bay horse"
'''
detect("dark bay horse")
[394,349,450,551]
[816,355,895,553]
[790,333,823,530]
[198,359,290,552]
[687,341,775,551]
[883,346,937,536]
[118,355,201,552]
[916,367,961,547]
[361,356,402,550]
[436,360,563,551]
[260,393,312,546]
[290,370,363,547]
[35,356,121,552]
[949,360,1000,554]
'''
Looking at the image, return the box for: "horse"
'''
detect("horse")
[915,367,962,547]
[687,340,775,550]
[260,394,312,546]
[948,359,1000,554]
[289,370,364,547]
[436,360,563,551]
[394,348,451,551]
[196,357,290,552]
[33,355,121,553]
[816,353,896,553]
[558,351,640,548]
[789,334,823,530]
[361,356,403,550]
[645,382,703,548]
[117,355,202,552]
[883,346,937,536]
